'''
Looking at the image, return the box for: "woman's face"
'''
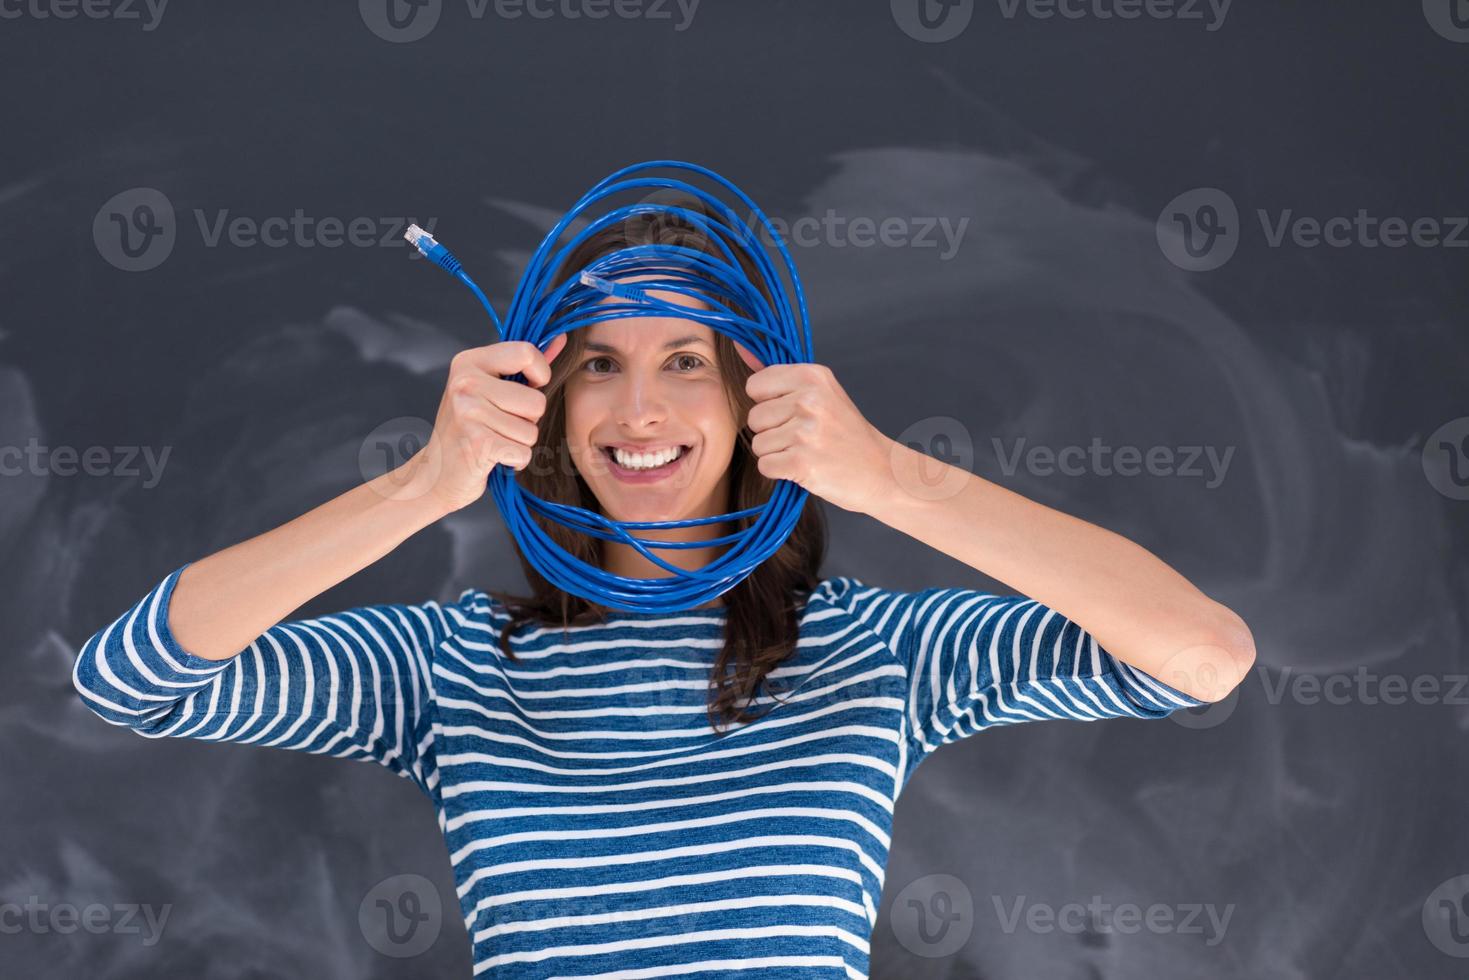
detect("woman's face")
[562,285,741,529]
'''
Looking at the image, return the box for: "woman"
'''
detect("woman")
[72,202,1255,978]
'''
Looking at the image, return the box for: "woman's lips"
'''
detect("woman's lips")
[601,444,694,485]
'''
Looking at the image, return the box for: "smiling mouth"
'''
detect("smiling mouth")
[601,444,692,472]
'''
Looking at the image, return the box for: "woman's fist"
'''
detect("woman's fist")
[402,336,566,515]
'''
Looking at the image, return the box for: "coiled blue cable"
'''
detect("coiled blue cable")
[403,160,813,612]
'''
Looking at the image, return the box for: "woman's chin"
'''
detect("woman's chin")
[600,493,684,526]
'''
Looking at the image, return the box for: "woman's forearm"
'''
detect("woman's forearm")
[163,339,559,664]
[167,457,452,662]
[864,438,1256,702]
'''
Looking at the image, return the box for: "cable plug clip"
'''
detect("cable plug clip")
[404,223,463,276]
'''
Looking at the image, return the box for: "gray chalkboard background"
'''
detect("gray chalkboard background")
[3,3,1466,977]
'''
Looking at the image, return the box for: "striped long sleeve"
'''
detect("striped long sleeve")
[71,563,483,794]
[823,577,1206,756]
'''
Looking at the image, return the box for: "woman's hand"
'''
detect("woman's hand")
[738,347,896,516]
[402,336,567,515]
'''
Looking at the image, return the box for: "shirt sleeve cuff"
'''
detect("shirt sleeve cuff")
[1110,657,1210,716]
[151,561,242,672]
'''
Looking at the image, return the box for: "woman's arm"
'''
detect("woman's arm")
[742,361,1254,704]
[819,576,1207,767]
[169,338,560,661]
[70,341,559,786]
[71,560,484,788]
[167,462,450,662]
[865,439,1255,704]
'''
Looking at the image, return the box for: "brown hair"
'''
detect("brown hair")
[484,195,828,735]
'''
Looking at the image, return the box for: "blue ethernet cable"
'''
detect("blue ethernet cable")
[402,160,814,612]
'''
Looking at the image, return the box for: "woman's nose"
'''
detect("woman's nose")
[613,373,669,430]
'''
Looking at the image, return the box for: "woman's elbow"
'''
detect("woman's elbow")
[1186,607,1257,703]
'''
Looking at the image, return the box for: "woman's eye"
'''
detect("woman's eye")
[581,354,705,375]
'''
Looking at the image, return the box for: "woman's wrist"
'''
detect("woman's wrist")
[372,452,457,526]
[862,436,970,525]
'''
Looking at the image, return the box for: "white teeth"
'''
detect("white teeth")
[610,445,685,470]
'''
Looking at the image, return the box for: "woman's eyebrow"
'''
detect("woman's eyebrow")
[584,335,712,354]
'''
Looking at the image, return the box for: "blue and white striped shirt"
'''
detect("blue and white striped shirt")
[72,564,1203,978]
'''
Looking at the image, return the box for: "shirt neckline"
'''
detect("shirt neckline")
[596,604,729,620]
